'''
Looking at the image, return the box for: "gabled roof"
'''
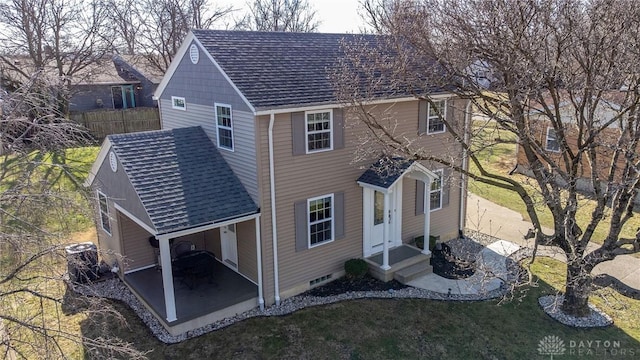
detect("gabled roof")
[108,126,258,234]
[191,30,381,110]
[357,157,437,190]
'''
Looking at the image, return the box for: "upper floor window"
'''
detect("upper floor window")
[216,104,234,151]
[545,127,560,152]
[427,100,447,134]
[172,96,186,110]
[430,169,443,211]
[98,191,111,235]
[306,110,333,153]
[308,194,334,247]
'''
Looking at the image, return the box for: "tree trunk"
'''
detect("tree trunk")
[561,262,592,317]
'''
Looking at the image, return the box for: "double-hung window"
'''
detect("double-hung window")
[216,104,234,151]
[427,100,447,134]
[308,194,334,247]
[306,110,332,153]
[430,169,444,211]
[545,127,560,152]
[98,191,111,235]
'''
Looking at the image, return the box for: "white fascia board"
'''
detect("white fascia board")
[113,203,158,235]
[254,93,454,116]
[157,212,260,240]
[193,37,256,114]
[152,32,195,101]
[84,138,112,187]
[356,181,391,193]
[409,162,439,180]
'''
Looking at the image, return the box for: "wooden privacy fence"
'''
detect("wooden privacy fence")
[70,107,161,139]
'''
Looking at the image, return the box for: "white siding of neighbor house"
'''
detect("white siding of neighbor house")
[160,99,259,202]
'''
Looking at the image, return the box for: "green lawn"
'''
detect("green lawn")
[467,123,640,247]
[4,144,640,358]
[78,258,640,359]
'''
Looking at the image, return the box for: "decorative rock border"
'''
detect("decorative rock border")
[73,233,616,343]
[75,274,508,344]
[538,295,613,328]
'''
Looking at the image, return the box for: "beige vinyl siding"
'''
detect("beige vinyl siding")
[204,229,221,257]
[237,220,258,283]
[258,112,363,293]
[160,99,259,202]
[401,172,462,243]
[256,99,467,298]
[119,213,155,271]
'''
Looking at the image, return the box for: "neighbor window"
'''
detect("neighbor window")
[427,100,447,134]
[216,104,234,150]
[430,169,443,211]
[545,127,560,152]
[98,191,111,235]
[306,110,332,153]
[308,194,334,247]
[172,96,186,110]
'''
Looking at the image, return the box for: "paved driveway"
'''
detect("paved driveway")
[466,193,640,290]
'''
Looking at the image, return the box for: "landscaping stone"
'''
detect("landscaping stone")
[538,295,613,328]
[72,234,614,344]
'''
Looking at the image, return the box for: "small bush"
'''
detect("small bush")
[344,258,368,278]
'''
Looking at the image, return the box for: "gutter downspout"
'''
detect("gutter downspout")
[459,100,472,235]
[268,113,281,305]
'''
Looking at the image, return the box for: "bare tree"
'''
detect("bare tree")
[0,75,147,359]
[0,0,112,112]
[236,0,320,32]
[336,0,640,317]
[109,0,234,72]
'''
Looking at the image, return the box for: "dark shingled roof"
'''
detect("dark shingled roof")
[191,30,387,109]
[108,127,258,234]
[357,158,415,189]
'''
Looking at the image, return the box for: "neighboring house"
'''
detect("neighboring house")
[70,55,163,112]
[0,55,162,112]
[85,30,470,335]
[514,94,626,194]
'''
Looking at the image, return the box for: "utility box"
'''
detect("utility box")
[65,242,98,283]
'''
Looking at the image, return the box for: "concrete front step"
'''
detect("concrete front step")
[394,261,433,284]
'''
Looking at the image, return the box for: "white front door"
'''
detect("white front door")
[221,224,238,270]
[370,190,385,252]
[363,184,403,257]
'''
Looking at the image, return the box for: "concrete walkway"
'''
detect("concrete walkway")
[465,193,640,291]
[408,239,519,295]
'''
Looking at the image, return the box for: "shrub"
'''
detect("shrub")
[344,258,368,278]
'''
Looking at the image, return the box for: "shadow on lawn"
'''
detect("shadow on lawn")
[76,274,640,359]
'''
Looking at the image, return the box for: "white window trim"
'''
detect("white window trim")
[171,96,186,110]
[215,103,234,152]
[97,190,112,236]
[429,169,444,212]
[307,193,335,248]
[427,100,447,135]
[305,109,334,154]
[545,127,560,152]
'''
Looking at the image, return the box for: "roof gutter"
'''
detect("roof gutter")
[268,112,281,305]
[254,93,452,116]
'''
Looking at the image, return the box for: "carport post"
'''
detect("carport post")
[158,234,177,322]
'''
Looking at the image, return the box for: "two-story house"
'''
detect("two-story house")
[85,30,470,335]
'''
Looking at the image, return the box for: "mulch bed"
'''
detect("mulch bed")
[303,274,407,297]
